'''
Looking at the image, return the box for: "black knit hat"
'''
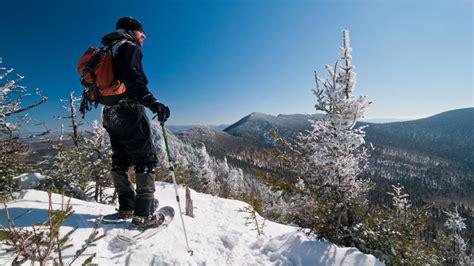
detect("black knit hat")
[116,16,145,33]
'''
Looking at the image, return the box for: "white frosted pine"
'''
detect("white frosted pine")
[195,143,219,193]
[387,184,411,213]
[295,30,373,233]
[445,208,467,232]
[300,31,370,206]
[444,208,471,264]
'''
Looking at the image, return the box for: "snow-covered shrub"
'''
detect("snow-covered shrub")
[1,192,104,264]
[0,58,47,197]
[350,184,443,264]
[38,93,113,202]
[40,127,113,202]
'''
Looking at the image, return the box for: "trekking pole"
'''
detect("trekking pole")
[160,121,194,256]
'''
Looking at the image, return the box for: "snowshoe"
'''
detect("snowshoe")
[109,206,175,250]
[129,212,165,231]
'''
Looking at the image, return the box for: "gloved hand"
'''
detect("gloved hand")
[150,102,170,123]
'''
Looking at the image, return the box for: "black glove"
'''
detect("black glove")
[150,102,170,123]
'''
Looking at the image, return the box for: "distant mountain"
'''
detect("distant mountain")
[223,112,324,147]
[360,108,474,199]
[363,108,474,169]
[167,124,229,134]
[222,108,473,168]
[188,108,473,199]
[361,118,411,123]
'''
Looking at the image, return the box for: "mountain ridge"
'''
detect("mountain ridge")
[176,107,473,199]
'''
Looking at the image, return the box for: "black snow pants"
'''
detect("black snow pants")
[103,102,158,216]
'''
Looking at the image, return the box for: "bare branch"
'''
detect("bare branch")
[3,91,48,117]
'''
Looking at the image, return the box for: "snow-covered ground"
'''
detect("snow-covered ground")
[0,182,383,265]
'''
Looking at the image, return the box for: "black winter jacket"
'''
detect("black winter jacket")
[101,30,157,108]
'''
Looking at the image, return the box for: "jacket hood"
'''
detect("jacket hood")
[101,30,138,46]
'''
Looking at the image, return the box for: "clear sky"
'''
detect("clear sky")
[1,0,472,129]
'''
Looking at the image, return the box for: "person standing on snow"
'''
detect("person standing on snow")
[101,16,170,229]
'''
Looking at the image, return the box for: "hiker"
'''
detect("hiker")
[100,16,170,229]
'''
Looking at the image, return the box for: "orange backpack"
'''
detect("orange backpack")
[77,40,127,115]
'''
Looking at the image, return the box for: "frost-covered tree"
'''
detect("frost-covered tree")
[61,92,82,148]
[39,93,112,202]
[283,30,373,244]
[444,208,472,265]
[148,124,274,219]
[0,58,47,196]
[82,119,113,202]
[386,183,411,223]
[188,150,247,197]
[149,125,256,198]
[190,144,220,193]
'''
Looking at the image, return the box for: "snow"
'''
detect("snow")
[0,182,383,265]
[12,172,45,189]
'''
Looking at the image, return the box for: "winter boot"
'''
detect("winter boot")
[130,197,163,230]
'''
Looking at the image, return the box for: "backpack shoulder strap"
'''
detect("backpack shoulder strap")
[109,39,135,57]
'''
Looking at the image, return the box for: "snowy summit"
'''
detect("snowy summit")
[0,181,382,265]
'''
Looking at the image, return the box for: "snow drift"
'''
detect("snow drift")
[0,182,382,265]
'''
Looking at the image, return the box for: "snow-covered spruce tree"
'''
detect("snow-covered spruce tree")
[189,144,220,194]
[0,58,47,197]
[443,208,472,265]
[288,30,372,244]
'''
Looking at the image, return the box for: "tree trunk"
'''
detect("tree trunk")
[69,93,80,148]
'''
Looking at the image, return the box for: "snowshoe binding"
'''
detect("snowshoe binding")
[130,212,166,231]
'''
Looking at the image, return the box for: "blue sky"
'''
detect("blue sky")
[1,0,472,129]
